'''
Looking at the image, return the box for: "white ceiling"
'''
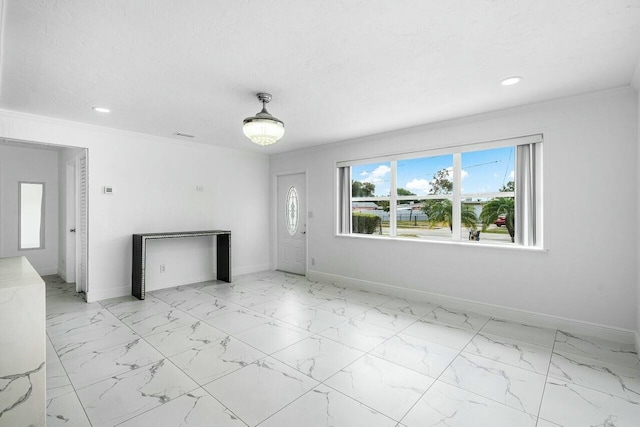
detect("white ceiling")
[1,1,640,154]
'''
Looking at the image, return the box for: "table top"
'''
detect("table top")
[0,256,44,290]
[134,230,231,238]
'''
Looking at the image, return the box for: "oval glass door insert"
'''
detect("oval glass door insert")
[286,186,299,236]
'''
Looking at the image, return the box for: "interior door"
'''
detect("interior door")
[66,161,76,283]
[277,173,306,275]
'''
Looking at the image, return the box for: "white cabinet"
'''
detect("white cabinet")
[0,256,45,427]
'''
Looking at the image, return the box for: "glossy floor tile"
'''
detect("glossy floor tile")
[46,391,92,427]
[76,359,199,427]
[169,335,267,385]
[116,388,248,427]
[203,357,319,426]
[539,378,640,426]
[324,354,434,421]
[464,331,552,375]
[259,385,400,427]
[401,380,537,427]
[41,273,640,426]
[439,352,546,415]
[271,335,365,381]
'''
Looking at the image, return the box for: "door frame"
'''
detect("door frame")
[74,153,89,295]
[0,138,89,295]
[271,169,308,274]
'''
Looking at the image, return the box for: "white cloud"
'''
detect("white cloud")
[406,178,432,195]
[509,170,515,179]
[362,164,391,184]
[444,166,468,180]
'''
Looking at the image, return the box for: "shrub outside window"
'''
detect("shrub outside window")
[337,135,542,247]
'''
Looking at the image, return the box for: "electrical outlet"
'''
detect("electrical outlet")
[311,258,315,266]
[160,264,166,273]
[196,186,204,192]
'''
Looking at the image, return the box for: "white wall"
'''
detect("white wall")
[271,87,638,331]
[0,144,59,274]
[633,63,640,342]
[0,110,271,302]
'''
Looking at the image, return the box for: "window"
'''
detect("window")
[19,181,45,250]
[337,135,542,247]
[286,186,299,236]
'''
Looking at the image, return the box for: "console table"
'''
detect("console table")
[132,230,231,300]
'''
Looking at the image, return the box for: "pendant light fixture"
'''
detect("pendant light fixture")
[243,93,285,146]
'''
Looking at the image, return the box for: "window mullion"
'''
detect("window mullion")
[452,153,461,240]
[390,161,397,237]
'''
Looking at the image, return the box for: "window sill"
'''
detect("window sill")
[335,233,548,252]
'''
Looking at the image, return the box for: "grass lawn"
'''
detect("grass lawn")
[482,227,510,234]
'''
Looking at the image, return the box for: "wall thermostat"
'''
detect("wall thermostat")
[103,186,114,194]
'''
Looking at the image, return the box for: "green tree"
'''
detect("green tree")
[377,188,415,212]
[352,181,375,197]
[421,168,477,231]
[423,199,477,231]
[430,168,453,195]
[479,180,516,242]
[480,197,515,242]
[397,188,416,197]
[500,181,515,192]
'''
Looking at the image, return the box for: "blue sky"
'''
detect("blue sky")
[353,146,514,197]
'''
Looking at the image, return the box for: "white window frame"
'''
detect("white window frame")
[336,134,543,248]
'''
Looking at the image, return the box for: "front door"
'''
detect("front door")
[277,173,306,275]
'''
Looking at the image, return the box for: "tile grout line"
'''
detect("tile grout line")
[50,275,430,425]
[254,295,414,426]
[200,284,421,424]
[45,287,96,427]
[396,316,486,424]
[534,328,559,426]
[48,272,632,427]
[66,289,226,427]
[99,290,253,427]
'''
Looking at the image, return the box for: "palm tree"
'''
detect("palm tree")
[422,199,477,231]
[480,197,515,242]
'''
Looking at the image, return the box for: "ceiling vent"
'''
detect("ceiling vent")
[173,132,195,138]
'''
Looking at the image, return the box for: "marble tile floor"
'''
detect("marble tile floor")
[42,272,640,426]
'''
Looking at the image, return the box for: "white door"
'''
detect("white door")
[65,162,76,283]
[277,173,306,275]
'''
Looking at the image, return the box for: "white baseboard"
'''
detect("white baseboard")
[86,264,271,303]
[57,268,67,283]
[37,267,58,276]
[86,285,131,303]
[234,263,271,277]
[146,272,217,293]
[307,270,638,345]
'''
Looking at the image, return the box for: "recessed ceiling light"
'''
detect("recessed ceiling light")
[501,76,523,86]
[92,106,110,113]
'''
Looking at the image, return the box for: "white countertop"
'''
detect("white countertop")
[0,256,44,290]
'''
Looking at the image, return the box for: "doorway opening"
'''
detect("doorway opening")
[0,138,89,299]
